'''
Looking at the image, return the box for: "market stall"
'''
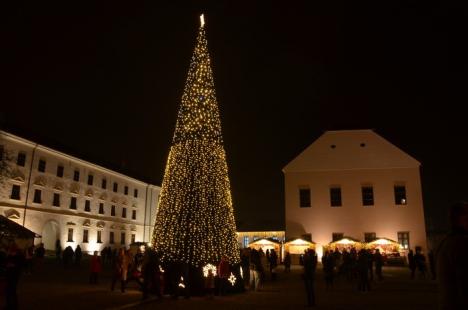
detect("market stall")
[366,238,405,265]
[248,238,281,254]
[0,215,40,251]
[325,237,363,253]
[283,238,316,265]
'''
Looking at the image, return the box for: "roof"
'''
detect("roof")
[283,130,420,173]
[0,215,40,239]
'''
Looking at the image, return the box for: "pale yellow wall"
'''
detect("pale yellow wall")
[285,168,427,256]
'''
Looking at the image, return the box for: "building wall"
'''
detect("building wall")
[0,131,160,253]
[285,168,427,257]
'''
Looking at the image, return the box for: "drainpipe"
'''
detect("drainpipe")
[23,143,38,226]
[143,183,149,242]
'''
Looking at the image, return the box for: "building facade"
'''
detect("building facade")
[0,131,160,253]
[284,130,427,258]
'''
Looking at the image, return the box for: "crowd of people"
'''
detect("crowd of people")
[1,201,466,309]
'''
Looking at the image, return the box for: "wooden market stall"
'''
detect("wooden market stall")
[283,238,316,265]
[248,238,281,254]
[0,215,39,251]
[365,238,405,265]
[325,237,363,253]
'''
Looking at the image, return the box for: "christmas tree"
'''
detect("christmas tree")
[152,15,240,267]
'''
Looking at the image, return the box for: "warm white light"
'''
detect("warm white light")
[335,238,356,245]
[178,276,185,288]
[228,272,236,286]
[369,238,392,245]
[200,14,205,27]
[203,263,217,277]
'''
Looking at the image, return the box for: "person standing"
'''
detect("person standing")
[408,249,416,279]
[374,249,384,281]
[303,249,317,307]
[249,249,261,291]
[436,202,468,309]
[5,244,24,310]
[89,251,102,284]
[217,256,230,296]
[357,249,371,292]
[34,243,45,271]
[111,248,128,293]
[75,245,82,267]
[284,252,291,273]
[55,239,61,262]
[414,247,427,279]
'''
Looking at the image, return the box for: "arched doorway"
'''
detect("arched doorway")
[42,220,60,250]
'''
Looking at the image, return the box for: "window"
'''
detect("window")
[111,205,115,216]
[124,186,128,195]
[10,185,20,200]
[87,174,94,186]
[330,187,342,207]
[53,193,60,207]
[97,231,102,243]
[67,228,74,242]
[362,186,374,206]
[364,232,376,242]
[33,189,42,203]
[302,233,312,242]
[299,188,311,208]
[57,165,64,177]
[131,234,135,244]
[73,170,80,182]
[120,232,125,245]
[17,152,26,166]
[109,232,115,244]
[83,229,89,243]
[394,185,407,205]
[398,232,410,249]
[99,203,104,214]
[70,197,77,210]
[134,189,138,198]
[332,233,343,242]
[84,200,91,212]
[113,182,118,193]
[38,159,46,172]
[243,236,249,248]
[132,210,136,220]
[101,178,107,189]
[122,208,127,218]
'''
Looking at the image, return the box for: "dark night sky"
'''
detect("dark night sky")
[1,1,467,232]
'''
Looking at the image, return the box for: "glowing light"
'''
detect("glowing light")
[151,15,240,267]
[159,265,165,273]
[203,263,217,277]
[200,14,205,27]
[178,276,185,288]
[228,272,236,286]
[240,267,243,279]
[335,238,356,245]
[368,238,393,245]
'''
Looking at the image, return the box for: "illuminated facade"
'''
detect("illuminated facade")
[284,130,427,258]
[0,130,160,253]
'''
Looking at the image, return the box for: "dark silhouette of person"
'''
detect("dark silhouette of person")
[408,249,416,279]
[141,249,161,300]
[55,239,61,262]
[374,249,384,281]
[5,244,24,310]
[322,250,335,290]
[436,201,468,309]
[357,249,371,292]
[75,245,82,266]
[303,249,317,307]
[284,251,291,273]
[414,247,427,279]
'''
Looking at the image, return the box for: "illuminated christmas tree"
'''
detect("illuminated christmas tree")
[152,15,240,267]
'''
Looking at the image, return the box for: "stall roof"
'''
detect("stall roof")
[284,238,316,245]
[0,215,40,239]
[248,238,281,246]
[329,237,361,245]
[367,238,399,245]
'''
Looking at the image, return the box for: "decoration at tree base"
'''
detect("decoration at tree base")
[151,14,240,268]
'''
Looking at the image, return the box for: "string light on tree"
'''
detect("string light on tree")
[152,14,240,267]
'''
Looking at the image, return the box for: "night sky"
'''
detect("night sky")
[1,1,466,232]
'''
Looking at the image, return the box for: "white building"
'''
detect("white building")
[283,130,427,258]
[0,131,160,253]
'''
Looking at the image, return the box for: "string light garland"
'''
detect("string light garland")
[228,272,237,286]
[152,15,240,267]
[203,263,217,277]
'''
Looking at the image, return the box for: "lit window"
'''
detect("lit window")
[398,232,410,249]
[243,236,249,247]
[394,185,407,205]
[67,228,74,242]
[83,229,89,243]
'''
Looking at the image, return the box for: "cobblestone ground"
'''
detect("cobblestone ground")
[16,257,438,310]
